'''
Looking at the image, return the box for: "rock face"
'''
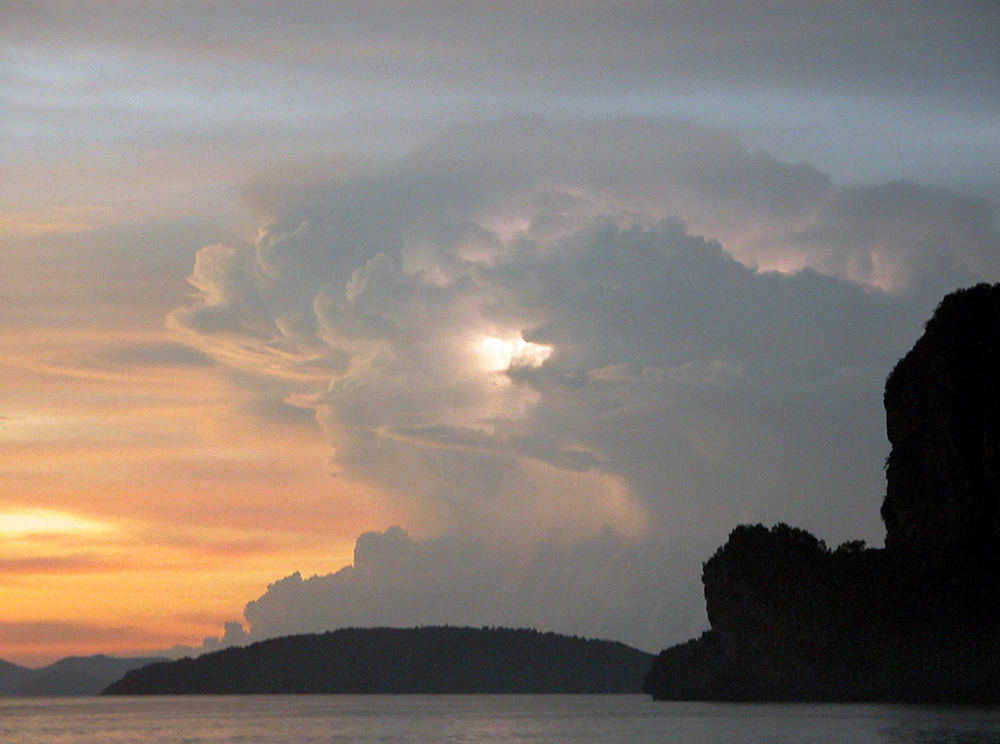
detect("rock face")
[644,284,1000,703]
[882,283,1000,552]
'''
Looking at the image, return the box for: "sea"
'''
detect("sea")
[2,694,999,743]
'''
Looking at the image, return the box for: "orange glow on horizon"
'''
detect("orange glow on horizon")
[0,319,402,667]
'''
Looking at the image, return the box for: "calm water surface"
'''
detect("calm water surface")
[2,695,999,743]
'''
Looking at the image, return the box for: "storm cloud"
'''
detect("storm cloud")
[5,1,1000,667]
[240,527,711,653]
[8,2,998,102]
[167,118,1000,650]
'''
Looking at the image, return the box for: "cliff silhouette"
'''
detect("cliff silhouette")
[102,626,652,695]
[645,283,1000,702]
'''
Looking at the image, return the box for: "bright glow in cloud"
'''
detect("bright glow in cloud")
[474,334,553,373]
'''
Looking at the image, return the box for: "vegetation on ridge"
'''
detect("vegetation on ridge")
[103,626,652,695]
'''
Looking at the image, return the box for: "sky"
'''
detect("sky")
[2,1,999,666]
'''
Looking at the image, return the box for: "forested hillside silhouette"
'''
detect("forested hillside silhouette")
[103,626,651,694]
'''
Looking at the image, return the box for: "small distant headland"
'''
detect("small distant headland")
[0,655,165,697]
[645,283,1000,703]
[102,626,652,695]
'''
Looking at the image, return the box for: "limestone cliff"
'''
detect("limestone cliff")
[882,283,1000,552]
[644,284,1000,703]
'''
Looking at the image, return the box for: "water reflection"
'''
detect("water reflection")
[882,707,1000,744]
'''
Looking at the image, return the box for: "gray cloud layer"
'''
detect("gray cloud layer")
[7,2,998,102]
[239,527,711,653]
[169,118,999,651]
[6,2,999,205]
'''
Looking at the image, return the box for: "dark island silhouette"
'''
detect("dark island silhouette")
[102,626,652,695]
[644,283,1000,703]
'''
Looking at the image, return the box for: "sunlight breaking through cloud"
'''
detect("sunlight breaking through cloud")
[474,334,553,374]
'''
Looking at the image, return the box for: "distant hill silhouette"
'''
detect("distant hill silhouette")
[644,284,1000,703]
[0,655,166,696]
[0,659,33,696]
[103,626,652,695]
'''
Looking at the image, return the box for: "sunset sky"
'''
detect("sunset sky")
[3,1,1000,666]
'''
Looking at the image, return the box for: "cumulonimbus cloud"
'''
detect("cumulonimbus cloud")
[169,118,1000,651]
[237,526,711,654]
